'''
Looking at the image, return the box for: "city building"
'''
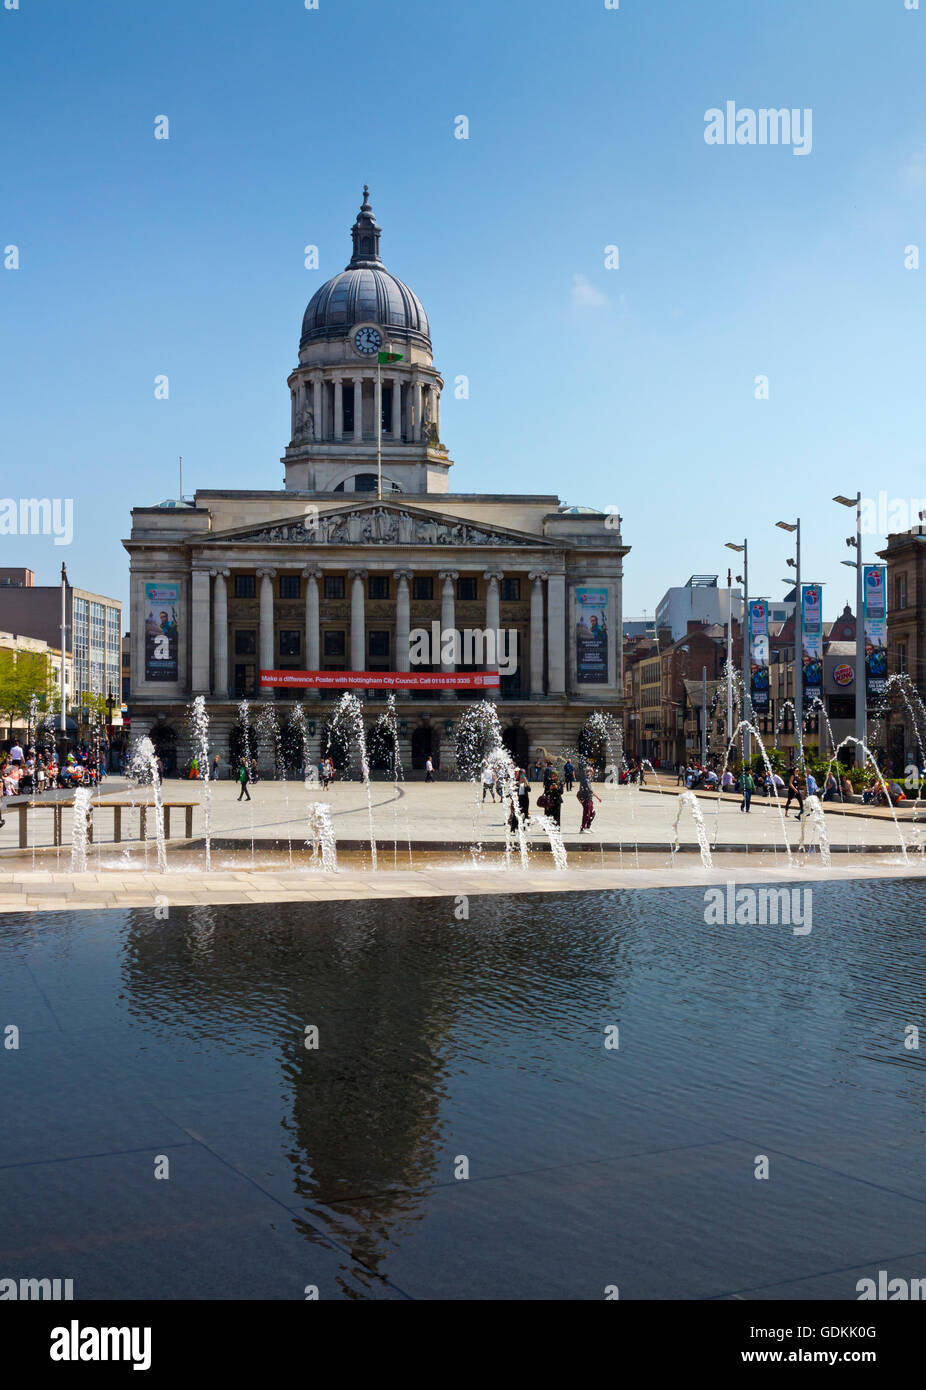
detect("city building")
[0,568,122,710]
[623,619,744,766]
[123,190,629,773]
[654,576,743,644]
[878,524,926,770]
[0,630,72,737]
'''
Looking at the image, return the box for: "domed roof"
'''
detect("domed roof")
[300,188,430,350]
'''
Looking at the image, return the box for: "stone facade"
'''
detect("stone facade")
[123,191,629,774]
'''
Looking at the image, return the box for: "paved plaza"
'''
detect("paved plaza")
[1,777,925,913]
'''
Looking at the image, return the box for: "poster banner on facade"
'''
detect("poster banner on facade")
[144,582,179,682]
[748,599,770,713]
[863,564,888,701]
[575,586,609,684]
[801,583,824,711]
[259,670,501,690]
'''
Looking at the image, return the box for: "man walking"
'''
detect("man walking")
[740,766,755,813]
[425,755,434,782]
[237,758,251,802]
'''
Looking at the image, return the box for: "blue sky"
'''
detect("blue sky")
[2,0,924,620]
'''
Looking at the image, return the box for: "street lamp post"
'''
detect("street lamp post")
[834,493,866,767]
[725,539,750,761]
[776,519,801,764]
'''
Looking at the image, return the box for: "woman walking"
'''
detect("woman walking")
[545,771,564,827]
[577,771,602,832]
[785,768,804,820]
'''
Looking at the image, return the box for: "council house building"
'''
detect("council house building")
[123,189,628,773]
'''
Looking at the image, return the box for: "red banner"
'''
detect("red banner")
[260,670,501,690]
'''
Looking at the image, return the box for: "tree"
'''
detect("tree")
[0,648,54,739]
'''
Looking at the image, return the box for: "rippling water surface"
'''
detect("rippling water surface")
[2,880,925,1299]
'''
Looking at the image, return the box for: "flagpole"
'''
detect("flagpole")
[377,352,383,502]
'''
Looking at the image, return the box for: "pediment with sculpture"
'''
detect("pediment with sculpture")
[209,504,548,548]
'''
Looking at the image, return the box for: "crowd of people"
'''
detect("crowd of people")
[0,741,109,826]
[479,758,603,834]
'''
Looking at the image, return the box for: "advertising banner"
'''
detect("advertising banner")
[576,586,609,684]
[748,599,770,714]
[800,583,824,711]
[144,582,180,683]
[863,564,888,701]
[259,671,501,690]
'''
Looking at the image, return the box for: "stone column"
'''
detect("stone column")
[350,569,367,671]
[303,568,321,671]
[257,568,276,697]
[413,379,423,441]
[547,572,566,696]
[391,377,401,437]
[312,376,322,441]
[483,570,502,677]
[191,569,211,694]
[212,568,230,698]
[394,570,412,672]
[435,385,441,440]
[334,378,343,442]
[353,378,363,442]
[529,571,547,698]
[439,570,458,700]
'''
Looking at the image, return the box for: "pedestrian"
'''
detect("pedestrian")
[805,770,819,800]
[577,771,602,832]
[425,755,434,782]
[740,766,755,813]
[189,754,199,780]
[481,762,496,802]
[318,758,329,790]
[545,771,564,827]
[237,758,251,801]
[516,768,530,825]
[785,769,804,820]
[8,740,24,768]
[563,758,575,792]
[543,760,554,793]
[212,753,220,780]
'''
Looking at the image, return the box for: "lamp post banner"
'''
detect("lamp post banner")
[748,599,770,713]
[863,565,888,701]
[800,583,824,710]
[259,670,501,690]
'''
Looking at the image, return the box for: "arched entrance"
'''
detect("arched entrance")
[411,725,439,772]
[148,724,178,776]
[368,720,397,773]
[502,725,529,768]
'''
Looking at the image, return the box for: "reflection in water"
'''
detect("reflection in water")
[118,895,634,1275]
[5,880,926,1297]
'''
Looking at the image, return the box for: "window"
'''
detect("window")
[368,575,390,600]
[324,576,345,600]
[500,578,520,602]
[897,574,907,610]
[354,473,378,492]
[343,392,355,435]
[457,576,477,601]
[324,630,346,659]
[280,575,301,600]
[235,575,256,599]
[233,664,256,696]
[234,630,257,656]
[368,631,390,659]
[828,695,854,721]
[412,576,433,601]
[280,631,301,657]
[898,642,908,673]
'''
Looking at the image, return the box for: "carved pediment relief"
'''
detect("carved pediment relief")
[207,502,548,549]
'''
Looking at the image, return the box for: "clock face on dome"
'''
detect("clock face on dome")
[353,326,383,355]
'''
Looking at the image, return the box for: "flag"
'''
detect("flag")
[378,351,403,364]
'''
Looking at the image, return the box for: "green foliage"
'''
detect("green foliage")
[0,648,54,735]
